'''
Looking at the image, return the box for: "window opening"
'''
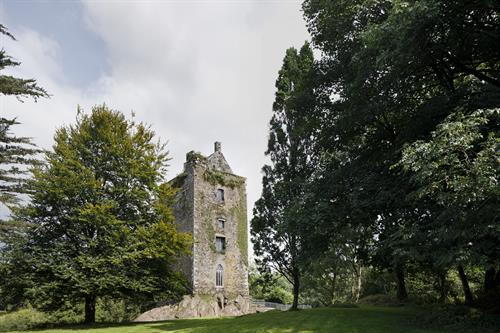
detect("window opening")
[216,264,223,287]
[215,236,226,252]
[216,189,224,202]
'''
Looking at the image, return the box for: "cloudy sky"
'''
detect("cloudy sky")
[0,0,310,222]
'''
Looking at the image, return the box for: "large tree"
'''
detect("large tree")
[0,24,49,311]
[401,108,500,303]
[251,43,316,310]
[13,105,190,323]
[302,0,500,303]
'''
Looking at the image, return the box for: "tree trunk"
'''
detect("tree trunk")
[457,265,473,305]
[291,270,300,311]
[484,266,496,293]
[350,261,363,302]
[84,295,96,324]
[330,272,337,305]
[395,264,408,301]
[437,270,448,303]
[355,266,363,302]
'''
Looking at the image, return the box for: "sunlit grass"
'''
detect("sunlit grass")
[16,306,475,333]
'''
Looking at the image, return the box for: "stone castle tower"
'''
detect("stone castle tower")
[170,142,249,301]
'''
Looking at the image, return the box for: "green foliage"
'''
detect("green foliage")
[401,109,498,209]
[203,169,244,189]
[3,105,191,323]
[95,298,130,323]
[301,246,363,306]
[0,24,47,208]
[411,305,500,333]
[3,306,475,333]
[232,191,248,266]
[185,151,207,164]
[0,298,146,331]
[203,213,216,253]
[0,24,48,101]
[400,109,499,266]
[249,269,293,304]
[358,294,401,307]
[169,172,187,189]
[0,307,48,332]
[0,25,48,310]
[46,302,84,325]
[328,303,359,308]
[251,42,316,309]
[298,0,500,305]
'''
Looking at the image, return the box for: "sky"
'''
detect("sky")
[0,0,310,229]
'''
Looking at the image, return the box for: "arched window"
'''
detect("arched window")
[216,189,224,202]
[216,264,223,287]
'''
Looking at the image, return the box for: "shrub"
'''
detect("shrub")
[48,302,84,325]
[358,294,402,306]
[328,303,359,308]
[0,307,48,332]
[411,305,500,333]
[96,297,128,322]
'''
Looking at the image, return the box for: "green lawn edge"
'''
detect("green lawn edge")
[9,305,495,333]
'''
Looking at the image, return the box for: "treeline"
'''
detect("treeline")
[251,0,499,310]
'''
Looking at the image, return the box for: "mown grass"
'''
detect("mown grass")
[14,305,494,333]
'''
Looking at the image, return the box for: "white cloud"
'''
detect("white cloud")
[1,1,310,239]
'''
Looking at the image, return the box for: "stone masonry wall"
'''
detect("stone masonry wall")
[170,166,195,289]
[192,163,249,298]
[170,147,249,300]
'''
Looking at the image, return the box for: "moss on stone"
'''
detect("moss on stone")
[187,151,208,164]
[199,294,214,302]
[204,214,216,253]
[170,172,187,189]
[231,192,248,266]
[203,169,245,189]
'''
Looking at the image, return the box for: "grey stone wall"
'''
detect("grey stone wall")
[170,144,249,301]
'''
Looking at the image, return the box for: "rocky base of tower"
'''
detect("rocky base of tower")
[134,294,256,322]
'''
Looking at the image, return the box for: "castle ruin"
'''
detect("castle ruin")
[136,142,251,321]
[172,141,249,299]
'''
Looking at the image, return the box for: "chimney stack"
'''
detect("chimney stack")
[214,141,221,153]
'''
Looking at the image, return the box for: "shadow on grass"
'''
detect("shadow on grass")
[149,307,423,333]
[25,306,456,333]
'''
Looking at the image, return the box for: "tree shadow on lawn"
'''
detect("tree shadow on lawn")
[31,306,443,333]
[150,307,434,333]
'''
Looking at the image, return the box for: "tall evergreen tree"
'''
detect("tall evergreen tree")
[251,43,316,310]
[0,23,48,208]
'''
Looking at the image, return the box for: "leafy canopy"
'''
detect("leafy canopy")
[11,105,190,321]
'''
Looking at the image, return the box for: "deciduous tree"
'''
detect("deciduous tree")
[14,105,190,323]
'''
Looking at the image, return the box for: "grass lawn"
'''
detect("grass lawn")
[14,305,484,333]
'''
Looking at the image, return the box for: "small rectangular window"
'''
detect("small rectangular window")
[215,236,226,252]
[218,218,225,229]
[216,189,224,202]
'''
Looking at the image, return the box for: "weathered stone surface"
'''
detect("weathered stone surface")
[134,295,255,322]
[136,143,250,322]
[170,143,249,299]
[207,142,233,173]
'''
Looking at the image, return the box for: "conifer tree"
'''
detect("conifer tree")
[0,23,48,208]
